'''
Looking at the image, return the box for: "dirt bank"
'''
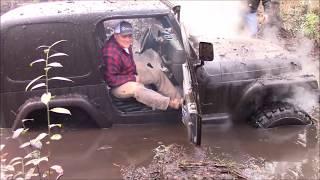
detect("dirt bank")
[121,144,246,180]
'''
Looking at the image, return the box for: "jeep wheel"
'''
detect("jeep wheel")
[250,102,312,128]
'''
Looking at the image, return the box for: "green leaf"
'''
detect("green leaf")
[24,167,36,180]
[25,159,37,166]
[25,75,44,91]
[50,165,63,174]
[24,150,40,159]
[42,171,48,178]
[29,133,47,149]
[25,157,48,166]
[0,144,5,151]
[11,161,22,167]
[12,128,24,139]
[50,107,71,115]
[49,40,67,49]
[44,49,49,54]
[49,77,73,82]
[41,92,51,105]
[19,142,31,148]
[9,157,23,165]
[50,134,62,140]
[13,171,24,179]
[33,133,48,142]
[22,119,34,123]
[22,128,29,134]
[36,45,50,50]
[48,62,63,67]
[30,59,45,66]
[30,140,42,149]
[48,53,68,59]
[5,165,15,172]
[30,83,46,91]
[44,67,52,71]
[49,124,62,129]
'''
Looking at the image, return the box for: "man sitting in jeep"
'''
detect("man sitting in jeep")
[102,21,182,110]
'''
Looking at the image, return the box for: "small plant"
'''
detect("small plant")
[1,40,72,180]
[302,12,320,42]
[280,2,307,37]
[280,0,320,42]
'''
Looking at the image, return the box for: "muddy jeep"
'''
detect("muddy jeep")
[0,1,318,145]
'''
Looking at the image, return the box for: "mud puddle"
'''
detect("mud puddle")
[1,121,319,179]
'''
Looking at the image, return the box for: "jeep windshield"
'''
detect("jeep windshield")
[104,17,180,49]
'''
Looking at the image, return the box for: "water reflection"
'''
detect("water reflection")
[202,123,319,179]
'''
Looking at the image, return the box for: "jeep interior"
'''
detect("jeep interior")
[96,17,185,113]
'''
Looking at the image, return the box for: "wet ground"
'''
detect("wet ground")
[1,118,319,179]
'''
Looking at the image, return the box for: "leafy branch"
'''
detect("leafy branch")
[1,40,72,180]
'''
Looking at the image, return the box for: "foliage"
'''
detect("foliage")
[280,1,320,42]
[280,2,307,37]
[302,12,320,42]
[1,40,71,180]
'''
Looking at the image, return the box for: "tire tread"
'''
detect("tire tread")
[250,102,312,128]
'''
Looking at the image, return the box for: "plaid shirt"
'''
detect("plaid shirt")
[102,35,137,88]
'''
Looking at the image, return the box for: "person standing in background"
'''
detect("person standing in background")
[245,0,271,36]
[265,0,284,34]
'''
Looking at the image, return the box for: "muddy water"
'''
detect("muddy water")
[1,121,319,179]
[201,122,319,179]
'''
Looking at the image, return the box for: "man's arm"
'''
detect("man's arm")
[104,55,136,88]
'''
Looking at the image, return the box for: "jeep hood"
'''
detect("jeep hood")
[196,38,303,84]
[200,58,302,84]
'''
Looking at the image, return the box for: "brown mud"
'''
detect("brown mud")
[121,144,246,180]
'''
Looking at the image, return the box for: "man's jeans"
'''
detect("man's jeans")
[245,12,258,36]
[112,61,181,110]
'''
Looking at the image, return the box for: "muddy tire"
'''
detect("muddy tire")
[250,102,312,128]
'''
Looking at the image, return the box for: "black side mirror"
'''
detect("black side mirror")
[199,42,214,61]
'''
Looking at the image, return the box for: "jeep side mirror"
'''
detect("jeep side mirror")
[199,42,214,61]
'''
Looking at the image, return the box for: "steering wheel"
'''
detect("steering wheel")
[139,26,152,54]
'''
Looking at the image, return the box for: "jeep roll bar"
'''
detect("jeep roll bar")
[160,0,181,22]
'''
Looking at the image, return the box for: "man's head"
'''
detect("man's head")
[114,21,133,48]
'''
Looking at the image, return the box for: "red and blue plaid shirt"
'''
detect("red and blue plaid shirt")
[102,35,137,88]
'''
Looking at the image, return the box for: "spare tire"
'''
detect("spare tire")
[250,102,313,128]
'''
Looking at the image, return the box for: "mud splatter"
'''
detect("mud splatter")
[121,144,246,180]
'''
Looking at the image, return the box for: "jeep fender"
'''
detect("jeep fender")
[236,77,319,114]
[236,81,265,113]
[12,94,112,129]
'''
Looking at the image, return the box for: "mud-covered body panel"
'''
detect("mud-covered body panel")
[0,1,181,128]
[197,58,318,116]
[0,1,318,131]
